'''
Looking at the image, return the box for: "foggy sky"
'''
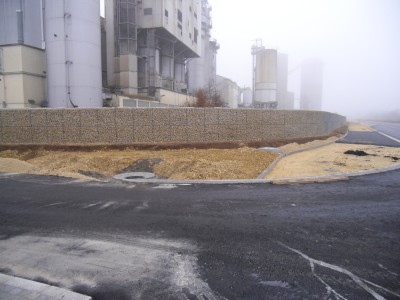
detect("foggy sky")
[209,0,400,118]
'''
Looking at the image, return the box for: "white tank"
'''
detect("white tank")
[255,49,277,103]
[44,0,102,108]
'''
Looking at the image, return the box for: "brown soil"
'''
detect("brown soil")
[266,143,400,179]
[0,147,278,180]
[0,125,354,181]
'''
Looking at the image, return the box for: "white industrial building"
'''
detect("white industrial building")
[0,0,46,108]
[216,75,240,108]
[0,0,102,108]
[105,0,209,106]
[300,59,324,110]
[44,0,102,108]
[0,0,219,109]
[254,48,278,109]
[277,53,295,110]
[187,0,219,93]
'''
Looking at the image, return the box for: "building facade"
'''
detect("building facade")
[187,0,219,93]
[0,0,46,108]
[105,0,202,105]
[300,59,323,111]
[216,75,240,108]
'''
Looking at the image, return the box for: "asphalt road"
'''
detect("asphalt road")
[1,171,400,300]
[338,122,400,147]
[371,122,400,142]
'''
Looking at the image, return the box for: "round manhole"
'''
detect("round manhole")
[113,172,156,181]
[126,176,147,179]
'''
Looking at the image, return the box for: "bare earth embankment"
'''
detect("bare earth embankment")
[0,147,277,180]
[0,123,399,181]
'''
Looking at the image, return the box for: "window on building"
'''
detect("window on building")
[189,6,192,12]
[194,28,198,43]
[165,9,168,17]
[194,12,197,19]
[116,0,137,56]
[144,8,152,15]
[177,9,182,22]
[178,23,182,30]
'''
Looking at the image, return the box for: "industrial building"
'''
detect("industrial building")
[250,41,278,109]
[105,0,211,106]
[300,59,324,110]
[0,0,219,109]
[0,0,46,108]
[216,75,240,108]
[277,53,294,110]
[44,0,103,108]
[187,0,219,93]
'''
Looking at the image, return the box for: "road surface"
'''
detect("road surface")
[1,171,399,300]
[371,122,400,142]
[338,121,400,147]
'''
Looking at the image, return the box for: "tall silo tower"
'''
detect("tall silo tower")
[0,0,45,108]
[254,49,277,108]
[44,0,102,108]
[300,59,323,111]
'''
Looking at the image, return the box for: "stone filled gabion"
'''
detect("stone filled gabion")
[0,108,346,146]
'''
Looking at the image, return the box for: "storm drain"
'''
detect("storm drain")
[113,172,156,182]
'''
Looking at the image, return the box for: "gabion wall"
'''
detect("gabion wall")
[0,108,346,145]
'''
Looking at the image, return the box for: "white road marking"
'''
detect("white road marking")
[378,263,398,277]
[99,202,116,210]
[135,201,149,211]
[278,242,399,300]
[152,184,177,190]
[371,126,400,144]
[42,202,64,207]
[83,202,102,209]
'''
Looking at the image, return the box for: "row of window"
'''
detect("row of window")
[143,8,197,20]
[142,7,198,44]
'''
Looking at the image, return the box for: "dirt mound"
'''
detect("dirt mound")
[0,158,36,173]
[344,150,370,156]
[0,147,277,180]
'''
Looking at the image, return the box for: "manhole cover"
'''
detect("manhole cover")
[113,172,156,181]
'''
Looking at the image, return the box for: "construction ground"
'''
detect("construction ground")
[0,123,399,181]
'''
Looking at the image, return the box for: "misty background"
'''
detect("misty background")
[100,0,400,120]
[209,0,400,119]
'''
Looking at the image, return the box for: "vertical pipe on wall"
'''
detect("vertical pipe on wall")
[63,0,77,107]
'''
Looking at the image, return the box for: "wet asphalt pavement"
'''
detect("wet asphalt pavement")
[0,170,399,300]
[371,123,400,142]
[337,122,400,147]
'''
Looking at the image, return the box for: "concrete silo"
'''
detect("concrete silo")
[44,0,102,108]
[255,49,277,108]
[300,59,323,111]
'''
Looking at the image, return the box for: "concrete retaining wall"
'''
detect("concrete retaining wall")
[0,108,346,145]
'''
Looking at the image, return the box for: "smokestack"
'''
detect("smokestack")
[16,9,24,44]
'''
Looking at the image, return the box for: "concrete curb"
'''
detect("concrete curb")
[0,273,92,300]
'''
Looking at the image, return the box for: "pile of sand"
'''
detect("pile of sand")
[266,143,400,179]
